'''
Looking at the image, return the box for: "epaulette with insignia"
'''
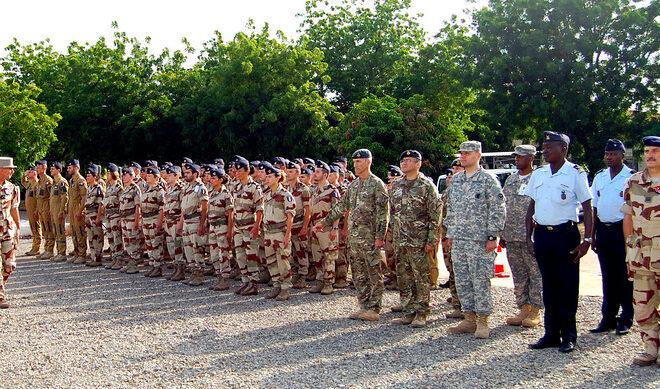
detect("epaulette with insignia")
[573,164,587,173]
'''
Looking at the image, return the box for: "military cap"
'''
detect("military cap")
[234,156,249,169]
[86,165,99,176]
[264,164,282,176]
[214,158,225,167]
[160,162,173,170]
[286,160,299,170]
[543,131,570,145]
[300,167,312,175]
[122,167,135,176]
[293,158,303,165]
[27,164,36,171]
[67,159,80,167]
[145,166,160,175]
[400,150,422,161]
[459,141,482,153]
[130,161,141,170]
[306,164,316,172]
[315,160,330,172]
[450,158,461,167]
[250,160,261,169]
[302,157,315,165]
[51,161,63,170]
[35,160,47,166]
[604,139,625,152]
[388,165,403,177]
[202,164,215,172]
[106,163,118,173]
[333,156,347,164]
[145,160,158,168]
[209,167,226,178]
[271,157,287,166]
[351,149,372,159]
[166,165,181,175]
[512,145,537,156]
[643,136,660,147]
[182,157,193,165]
[185,163,201,173]
[329,164,341,173]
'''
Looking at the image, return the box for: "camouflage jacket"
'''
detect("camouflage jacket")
[208,185,234,226]
[323,173,389,242]
[444,168,506,241]
[119,182,141,219]
[439,191,449,239]
[622,169,660,273]
[68,172,87,214]
[0,180,20,223]
[312,183,340,224]
[180,179,209,223]
[84,183,105,217]
[501,171,533,242]
[103,181,122,219]
[286,181,311,228]
[163,181,184,223]
[390,173,441,248]
[140,184,164,220]
[232,177,263,230]
[263,184,296,232]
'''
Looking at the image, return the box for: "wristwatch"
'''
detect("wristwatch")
[583,237,593,244]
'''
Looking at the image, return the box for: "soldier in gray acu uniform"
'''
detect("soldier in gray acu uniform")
[390,150,442,328]
[502,145,543,328]
[444,141,506,339]
[319,148,390,322]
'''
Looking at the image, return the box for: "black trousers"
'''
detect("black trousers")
[594,219,633,325]
[534,222,580,342]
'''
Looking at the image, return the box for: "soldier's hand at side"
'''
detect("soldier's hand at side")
[329,230,337,241]
[176,221,183,235]
[374,239,385,250]
[95,217,102,227]
[485,240,498,252]
[424,244,434,253]
[445,238,453,250]
[298,228,307,240]
[526,238,535,256]
[4,263,15,274]
[197,224,206,235]
[156,222,162,233]
[570,241,590,262]
[250,226,260,239]
[283,234,291,248]
[314,223,324,233]
[340,228,348,241]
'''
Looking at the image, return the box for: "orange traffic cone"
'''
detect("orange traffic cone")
[494,245,510,278]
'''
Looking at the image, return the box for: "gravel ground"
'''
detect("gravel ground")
[1,238,659,389]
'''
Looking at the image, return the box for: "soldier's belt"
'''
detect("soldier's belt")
[234,218,255,227]
[264,221,287,231]
[85,204,99,211]
[120,208,136,217]
[596,219,623,228]
[142,210,159,218]
[106,209,119,216]
[536,221,576,232]
[183,212,200,220]
[293,214,304,224]
[209,217,228,227]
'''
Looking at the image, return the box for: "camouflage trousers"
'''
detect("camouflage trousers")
[258,230,268,273]
[182,220,205,270]
[396,246,431,316]
[348,241,384,313]
[120,218,142,261]
[51,212,67,255]
[164,220,184,265]
[143,217,164,267]
[507,241,543,308]
[84,214,104,261]
[69,211,87,257]
[209,223,231,279]
[26,196,41,252]
[37,203,54,253]
[384,231,396,280]
[337,235,349,283]
[0,220,17,300]
[290,225,309,276]
[442,242,461,310]
[632,269,660,357]
[264,230,293,290]
[233,227,260,283]
[105,215,123,260]
[311,228,337,284]
[452,239,495,315]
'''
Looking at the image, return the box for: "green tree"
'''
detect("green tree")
[0,80,60,173]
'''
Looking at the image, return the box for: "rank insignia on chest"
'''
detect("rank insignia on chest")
[561,191,566,200]
[596,190,600,196]
[619,191,623,197]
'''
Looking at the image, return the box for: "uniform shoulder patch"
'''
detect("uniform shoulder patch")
[573,164,586,173]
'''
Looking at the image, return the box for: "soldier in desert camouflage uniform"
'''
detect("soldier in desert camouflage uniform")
[178,163,209,286]
[116,168,142,274]
[0,157,20,309]
[623,136,660,366]
[163,165,186,281]
[285,160,312,289]
[99,164,123,269]
[207,167,234,291]
[140,166,166,277]
[319,149,390,321]
[84,165,105,267]
[390,151,441,327]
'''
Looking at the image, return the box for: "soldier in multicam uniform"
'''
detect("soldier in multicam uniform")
[309,160,341,295]
[140,166,166,277]
[35,160,55,260]
[445,141,506,339]
[440,159,464,319]
[99,164,124,269]
[319,149,390,321]
[231,156,264,296]
[328,163,350,288]
[207,167,234,291]
[389,150,441,327]
[66,159,87,263]
[285,160,312,289]
[178,162,209,286]
[384,165,403,291]
[22,165,41,256]
[116,168,142,274]
[0,157,20,309]
[84,165,105,267]
[502,145,543,328]
[163,165,186,281]
[623,136,660,367]
[262,164,296,301]
[49,162,69,262]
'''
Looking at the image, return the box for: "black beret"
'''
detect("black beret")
[285,160,299,170]
[52,161,63,170]
[264,164,282,176]
[214,158,225,167]
[333,156,347,164]
[388,165,403,177]
[184,163,201,173]
[87,165,99,176]
[302,157,315,165]
[450,158,461,167]
[145,160,158,168]
[300,167,312,175]
[351,149,372,159]
[543,131,570,145]
[605,139,625,152]
[234,156,249,169]
[122,167,134,176]
[258,161,274,171]
[643,136,660,147]
[166,165,181,175]
[400,150,422,161]
[67,159,80,167]
[271,157,287,166]
[329,163,341,173]
[293,158,303,165]
[306,164,316,172]
[182,157,193,165]
[27,164,36,171]
[315,160,330,172]
[250,160,261,169]
[146,166,160,175]
[130,161,141,169]
[36,160,47,166]
[209,167,226,178]
[107,163,119,173]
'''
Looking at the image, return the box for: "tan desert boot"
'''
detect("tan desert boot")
[506,304,531,326]
[475,315,490,339]
[392,314,415,325]
[448,312,477,334]
[446,309,464,319]
[358,310,380,321]
[411,313,428,328]
[320,283,334,295]
[522,306,542,328]
[265,286,281,299]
